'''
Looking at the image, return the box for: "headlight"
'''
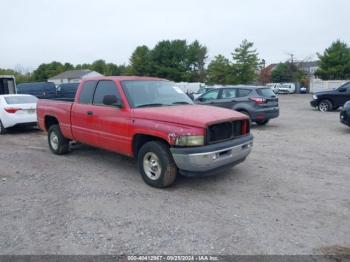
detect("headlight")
[313,94,318,100]
[175,135,204,146]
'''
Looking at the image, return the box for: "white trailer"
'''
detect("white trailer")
[0,75,16,95]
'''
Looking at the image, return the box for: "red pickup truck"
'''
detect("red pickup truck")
[37,77,253,188]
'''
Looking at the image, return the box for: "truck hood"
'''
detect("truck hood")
[315,90,336,96]
[132,105,248,128]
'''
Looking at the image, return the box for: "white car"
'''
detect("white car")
[266,83,282,94]
[279,83,296,94]
[0,94,38,134]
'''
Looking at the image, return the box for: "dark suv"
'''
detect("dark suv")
[16,82,57,99]
[310,82,350,112]
[194,85,279,125]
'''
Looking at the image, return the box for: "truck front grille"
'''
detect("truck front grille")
[207,120,249,144]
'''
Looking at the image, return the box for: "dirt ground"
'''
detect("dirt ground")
[0,94,349,255]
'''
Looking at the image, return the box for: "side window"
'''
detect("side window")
[221,88,237,99]
[93,80,121,105]
[79,81,97,104]
[238,89,251,97]
[201,89,219,101]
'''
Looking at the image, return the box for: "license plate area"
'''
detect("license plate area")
[217,149,232,158]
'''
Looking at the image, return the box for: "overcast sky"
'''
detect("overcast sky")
[1,0,350,71]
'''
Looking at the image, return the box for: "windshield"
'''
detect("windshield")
[5,95,38,104]
[122,80,193,108]
[256,88,276,97]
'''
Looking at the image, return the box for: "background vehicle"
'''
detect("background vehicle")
[0,75,16,95]
[278,83,296,94]
[194,85,279,125]
[266,83,282,94]
[16,82,56,99]
[300,86,307,94]
[192,85,221,100]
[56,83,79,100]
[340,100,350,126]
[0,95,38,134]
[310,82,350,112]
[37,77,253,188]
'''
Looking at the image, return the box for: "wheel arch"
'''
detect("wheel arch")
[44,115,59,131]
[132,134,170,157]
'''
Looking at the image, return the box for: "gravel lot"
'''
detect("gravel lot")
[0,94,349,255]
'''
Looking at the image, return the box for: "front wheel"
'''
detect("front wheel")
[48,124,70,155]
[0,120,7,135]
[318,100,333,112]
[137,141,177,188]
[256,120,269,126]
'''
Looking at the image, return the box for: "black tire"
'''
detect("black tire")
[256,120,269,126]
[0,120,7,135]
[318,99,333,112]
[137,141,177,188]
[48,124,70,155]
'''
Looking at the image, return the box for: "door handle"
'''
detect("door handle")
[87,111,93,116]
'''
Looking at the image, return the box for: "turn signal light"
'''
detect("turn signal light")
[4,108,21,113]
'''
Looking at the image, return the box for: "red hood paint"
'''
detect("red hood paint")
[132,105,248,128]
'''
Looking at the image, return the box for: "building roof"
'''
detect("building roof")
[48,69,97,80]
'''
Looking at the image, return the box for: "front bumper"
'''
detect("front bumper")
[310,100,318,108]
[170,135,253,177]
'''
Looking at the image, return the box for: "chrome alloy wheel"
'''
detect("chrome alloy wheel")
[143,152,162,180]
[319,102,329,112]
[50,131,59,151]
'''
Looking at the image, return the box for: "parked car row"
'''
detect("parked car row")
[3,77,347,188]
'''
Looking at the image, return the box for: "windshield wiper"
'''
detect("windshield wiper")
[171,101,191,105]
[136,103,166,108]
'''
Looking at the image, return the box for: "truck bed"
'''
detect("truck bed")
[36,99,75,140]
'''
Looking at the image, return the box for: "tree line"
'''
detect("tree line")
[1,39,349,85]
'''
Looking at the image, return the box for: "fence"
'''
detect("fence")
[309,78,348,93]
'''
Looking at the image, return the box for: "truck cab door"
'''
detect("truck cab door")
[90,80,132,155]
[71,80,101,146]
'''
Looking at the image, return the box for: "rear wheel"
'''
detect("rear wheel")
[48,124,69,155]
[256,120,269,126]
[137,141,177,188]
[318,100,332,112]
[0,120,7,135]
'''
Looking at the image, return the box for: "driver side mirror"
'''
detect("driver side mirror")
[103,95,122,108]
[339,87,346,92]
[197,97,205,102]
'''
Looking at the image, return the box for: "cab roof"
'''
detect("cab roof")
[82,76,166,82]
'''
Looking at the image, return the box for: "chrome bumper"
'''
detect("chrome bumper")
[170,135,253,176]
